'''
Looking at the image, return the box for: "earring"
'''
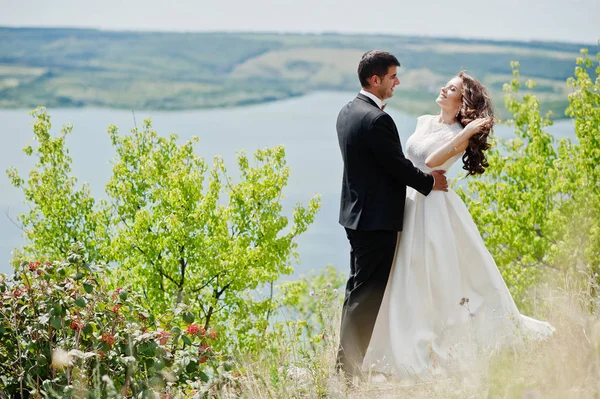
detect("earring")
[456,110,460,118]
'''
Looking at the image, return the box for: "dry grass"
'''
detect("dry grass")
[237,277,600,399]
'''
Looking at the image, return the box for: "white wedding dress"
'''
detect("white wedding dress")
[363,115,554,378]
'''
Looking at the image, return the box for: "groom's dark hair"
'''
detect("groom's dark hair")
[358,50,400,88]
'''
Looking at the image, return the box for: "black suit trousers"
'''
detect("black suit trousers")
[337,228,398,379]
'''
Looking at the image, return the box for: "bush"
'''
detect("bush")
[0,243,239,398]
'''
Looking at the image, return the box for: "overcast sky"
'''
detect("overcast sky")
[1,0,598,44]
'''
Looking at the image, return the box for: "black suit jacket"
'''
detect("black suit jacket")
[337,93,434,231]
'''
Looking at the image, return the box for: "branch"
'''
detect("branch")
[265,280,274,324]
[3,208,25,233]
[132,110,138,130]
[216,281,233,298]
[157,266,179,287]
[132,244,177,288]
[204,281,233,329]
[514,254,560,271]
[193,273,220,293]
[533,224,558,245]
[178,245,186,288]
[176,255,186,303]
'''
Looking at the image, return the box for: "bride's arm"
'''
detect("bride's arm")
[425,118,489,168]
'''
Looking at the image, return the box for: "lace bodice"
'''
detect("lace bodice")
[405,114,464,173]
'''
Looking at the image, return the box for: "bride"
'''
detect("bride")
[363,71,554,378]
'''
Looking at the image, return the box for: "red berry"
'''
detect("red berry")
[186,324,200,336]
[101,333,115,347]
[70,319,83,331]
[159,331,170,345]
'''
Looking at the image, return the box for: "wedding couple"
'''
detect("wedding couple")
[335,50,554,382]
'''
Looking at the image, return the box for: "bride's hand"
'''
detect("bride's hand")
[464,118,490,136]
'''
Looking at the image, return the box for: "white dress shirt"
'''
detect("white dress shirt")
[359,89,385,110]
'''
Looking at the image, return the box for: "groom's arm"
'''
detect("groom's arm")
[366,113,435,196]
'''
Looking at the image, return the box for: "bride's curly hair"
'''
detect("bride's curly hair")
[456,71,495,176]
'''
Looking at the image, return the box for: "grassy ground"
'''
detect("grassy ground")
[236,277,600,399]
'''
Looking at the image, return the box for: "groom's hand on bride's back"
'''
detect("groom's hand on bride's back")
[431,170,448,192]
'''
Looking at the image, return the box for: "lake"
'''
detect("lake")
[0,91,576,277]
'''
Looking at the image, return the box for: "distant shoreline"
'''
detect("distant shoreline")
[0,89,573,121]
[0,91,305,113]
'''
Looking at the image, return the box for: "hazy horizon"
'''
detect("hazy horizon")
[1,0,598,45]
[1,24,596,46]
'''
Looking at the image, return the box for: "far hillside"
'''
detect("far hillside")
[0,27,595,118]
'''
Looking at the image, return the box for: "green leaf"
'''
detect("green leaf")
[50,316,62,329]
[171,326,181,335]
[83,283,93,294]
[153,358,165,371]
[83,323,93,336]
[144,357,154,368]
[52,303,63,315]
[199,370,210,383]
[74,296,86,308]
[36,354,48,366]
[185,361,198,373]
[182,311,195,324]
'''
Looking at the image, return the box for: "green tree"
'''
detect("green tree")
[7,114,321,352]
[6,107,109,265]
[555,47,600,280]
[457,47,600,310]
[102,119,320,350]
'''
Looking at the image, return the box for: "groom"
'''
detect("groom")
[336,50,448,380]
